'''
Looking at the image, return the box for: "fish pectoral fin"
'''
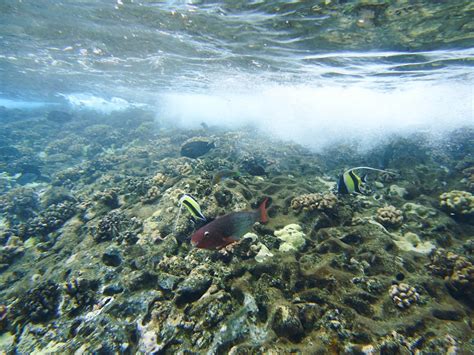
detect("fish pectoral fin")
[224,236,238,244]
[216,236,238,249]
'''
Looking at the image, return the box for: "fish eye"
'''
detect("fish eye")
[204,231,209,237]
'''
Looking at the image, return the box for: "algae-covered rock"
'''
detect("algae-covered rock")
[274,224,306,252]
[271,304,304,341]
[175,274,212,305]
[392,232,435,255]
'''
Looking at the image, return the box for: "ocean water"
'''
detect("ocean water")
[1,0,473,146]
[0,1,474,353]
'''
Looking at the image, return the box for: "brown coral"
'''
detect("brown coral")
[376,205,403,227]
[151,172,168,186]
[427,249,474,301]
[439,190,474,216]
[291,193,338,212]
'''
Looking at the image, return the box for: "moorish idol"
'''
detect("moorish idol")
[338,167,395,194]
[174,194,207,232]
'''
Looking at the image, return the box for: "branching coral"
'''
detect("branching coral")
[0,187,39,221]
[291,193,338,212]
[11,281,61,324]
[93,210,142,244]
[17,201,77,239]
[439,190,474,216]
[376,205,403,227]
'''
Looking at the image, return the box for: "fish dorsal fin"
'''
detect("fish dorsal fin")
[343,167,396,176]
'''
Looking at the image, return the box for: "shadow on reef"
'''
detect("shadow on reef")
[0,108,473,353]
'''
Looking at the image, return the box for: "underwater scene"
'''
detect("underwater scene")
[0,0,473,353]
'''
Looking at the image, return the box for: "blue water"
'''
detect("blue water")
[1,2,474,353]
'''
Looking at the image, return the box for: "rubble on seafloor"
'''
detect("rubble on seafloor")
[0,109,473,353]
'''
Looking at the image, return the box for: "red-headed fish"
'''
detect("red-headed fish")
[191,198,269,249]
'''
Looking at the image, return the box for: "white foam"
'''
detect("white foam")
[158,79,473,150]
[61,93,142,113]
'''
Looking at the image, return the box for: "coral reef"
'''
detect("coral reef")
[389,283,420,309]
[11,281,61,324]
[0,109,473,353]
[0,187,39,221]
[17,201,77,239]
[0,304,7,331]
[461,166,474,191]
[439,190,474,216]
[427,249,474,303]
[63,277,100,316]
[376,205,403,227]
[93,210,143,244]
[0,236,24,271]
[291,192,338,212]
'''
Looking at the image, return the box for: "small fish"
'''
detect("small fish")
[212,169,240,185]
[179,194,207,222]
[337,166,395,194]
[191,198,269,250]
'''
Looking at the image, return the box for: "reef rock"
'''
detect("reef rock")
[253,243,274,263]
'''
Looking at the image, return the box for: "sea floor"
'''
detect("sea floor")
[0,108,473,353]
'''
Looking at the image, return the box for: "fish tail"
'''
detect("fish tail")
[258,197,269,224]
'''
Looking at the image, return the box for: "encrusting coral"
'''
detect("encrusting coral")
[376,205,403,227]
[291,193,338,212]
[439,190,474,216]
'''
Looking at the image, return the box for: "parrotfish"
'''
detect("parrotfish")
[337,166,395,194]
[191,198,269,249]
